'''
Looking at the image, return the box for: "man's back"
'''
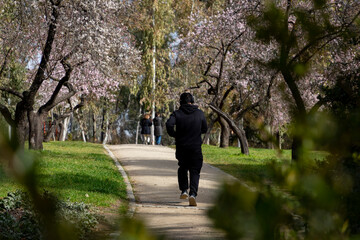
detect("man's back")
[166,104,207,148]
[166,92,208,205]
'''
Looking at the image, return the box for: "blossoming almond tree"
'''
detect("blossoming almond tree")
[180,0,278,154]
[0,0,140,149]
[248,0,360,160]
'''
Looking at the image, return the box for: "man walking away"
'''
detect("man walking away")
[166,92,208,206]
[153,112,163,145]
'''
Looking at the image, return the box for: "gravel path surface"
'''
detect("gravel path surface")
[108,144,236,240]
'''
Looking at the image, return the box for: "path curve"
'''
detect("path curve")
[108,144,236,240]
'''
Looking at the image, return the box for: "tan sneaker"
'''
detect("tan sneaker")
[189,195,197,206]
[180,191,189,199]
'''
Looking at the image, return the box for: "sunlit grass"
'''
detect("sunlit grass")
[0,141,127,207]
[202,145,327,184]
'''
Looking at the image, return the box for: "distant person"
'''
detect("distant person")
[166,92,208,206]
[153,112,163,145]
[141,114,152,145]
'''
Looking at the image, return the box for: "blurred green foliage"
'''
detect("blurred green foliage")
[0,135,162,239]
[208,103,360,239]
[207,0,360,239]
[0,190,98,240]
[0,134,107,239]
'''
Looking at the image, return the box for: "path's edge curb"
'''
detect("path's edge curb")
[104,144,136,217]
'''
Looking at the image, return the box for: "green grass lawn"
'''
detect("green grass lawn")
[0,167,22,196]
[0,141,127,208]
[202,145,327,184]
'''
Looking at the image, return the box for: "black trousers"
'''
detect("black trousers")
[176,146,203,197]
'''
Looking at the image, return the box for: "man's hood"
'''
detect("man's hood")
[179,104,198,114]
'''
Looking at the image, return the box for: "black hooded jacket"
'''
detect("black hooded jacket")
[166,104,208,149]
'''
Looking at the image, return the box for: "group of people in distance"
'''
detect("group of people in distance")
[139,92,208,207]
[140,112,163,145]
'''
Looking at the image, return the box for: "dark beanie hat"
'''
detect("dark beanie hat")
[180,92,194,105]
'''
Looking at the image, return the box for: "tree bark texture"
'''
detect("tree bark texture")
[101,107,106,142]
[102,118,110,145]
[44,121,57,142]
[0,1,62,149]
[59,117,69,141]
[28,111,45,150]
[14,102,29,148]
[219,117,230,148]
[203,115,217,144]
[291,135,303,162]
[92,112,97,143]
[209,104,249,155]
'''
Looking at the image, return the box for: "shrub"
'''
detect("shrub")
[0,190,98,240]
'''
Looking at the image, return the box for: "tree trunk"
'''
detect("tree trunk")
[217,129,221,146]
[291,112,306,162]
[151,4,156,146]
[268,125,274,149]
[202,125,212,145]
[237,118,249,151]
[74,112,87,142]
[278,129,282,150]
[59,117,69,141]
[291,136,302,162]
[92,112,97,142]
[209,104,250,155]
[13,102,29,148]
[135,107,141,144]
[51,110,55,141]
[44,120,58,142]
[28,111,45,150]
[203,116,217,144]
[219,117,230,148]
[81,131,86,142]
[101,107,106,143]
[102,117,110,145]
[15,116,28,149]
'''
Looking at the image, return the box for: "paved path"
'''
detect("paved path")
[108,144,236,240]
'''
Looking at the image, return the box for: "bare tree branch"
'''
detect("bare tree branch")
[39,59,74,114]
[309,97,327,115]
[0,48,13,77]
[188,79,214,90]
[225,31,245,54]
[207,74,219,79]
[209,103,249,155]
[28,0,61,105]
[0,103,15,126]
[289,10,360,66]
[0,87,23,99]
[237,101,260,118]
[219,85,235,109]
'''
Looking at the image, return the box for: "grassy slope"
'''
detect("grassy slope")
[0,142,127,208]
[202,145,327,183]
[202,145,291,183]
